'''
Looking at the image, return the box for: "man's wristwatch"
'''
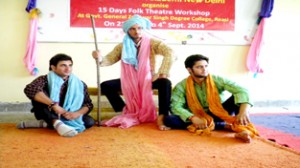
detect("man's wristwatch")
[48,102,58,111]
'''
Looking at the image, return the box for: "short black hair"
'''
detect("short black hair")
[184,54,209,68]
[49,53,73,70]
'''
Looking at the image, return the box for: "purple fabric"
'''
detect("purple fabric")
[25,0,36,13]
[251,114,300,136]
[257,0,274,24]
[259,0,274,18]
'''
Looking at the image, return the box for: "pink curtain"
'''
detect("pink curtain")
[246,18,266,76]
[246,0,274,77]
[23,8,39,76]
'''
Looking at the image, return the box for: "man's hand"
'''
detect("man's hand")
[52,105,67,115]
[62,112,81,120]
[235,112,250,126]
[190,116,208,129]
[235,103,251,125]
[92,50,102,62]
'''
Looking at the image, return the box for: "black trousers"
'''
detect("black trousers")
[31,100,95,129]
[164,96,239,130]
[100,78,172,116]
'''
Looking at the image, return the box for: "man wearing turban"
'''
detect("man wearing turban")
[92,15,174,130]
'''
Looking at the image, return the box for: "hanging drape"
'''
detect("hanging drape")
[23,0,39,76]
[246,0,274,77]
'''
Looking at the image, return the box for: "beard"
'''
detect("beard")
[194,74,207,78]
[191,69,207,78]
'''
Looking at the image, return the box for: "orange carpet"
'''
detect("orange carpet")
[1,123,300,168]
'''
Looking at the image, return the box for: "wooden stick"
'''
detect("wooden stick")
[90,16,101,126]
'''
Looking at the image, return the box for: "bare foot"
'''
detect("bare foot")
[235,130,251,143]
[159,125,171,131]
[157,115,171,131]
